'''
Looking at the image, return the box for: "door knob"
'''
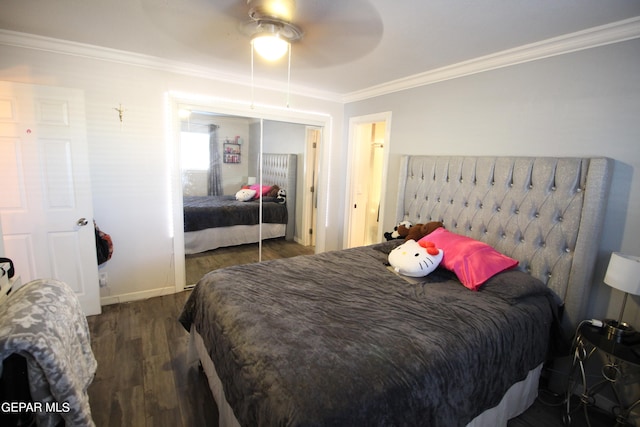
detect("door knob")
[77,218,89,227]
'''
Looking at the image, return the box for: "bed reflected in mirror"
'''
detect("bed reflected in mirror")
[180,111,317,286]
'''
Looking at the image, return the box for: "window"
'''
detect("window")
[180,132,209,170]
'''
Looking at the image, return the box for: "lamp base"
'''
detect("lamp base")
[604,319,635,341]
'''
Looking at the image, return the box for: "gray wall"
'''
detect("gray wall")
[345,38,640,325]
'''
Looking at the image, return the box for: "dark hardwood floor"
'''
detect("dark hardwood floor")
[185,238,315,285]
[86,240,616,426]
[87,289,217,427]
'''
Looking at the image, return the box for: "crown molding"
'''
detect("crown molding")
[0,29,342,103]
[2,16,639,105]
[342,16,640,103]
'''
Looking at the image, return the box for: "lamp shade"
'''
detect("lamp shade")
[604,252,640,296]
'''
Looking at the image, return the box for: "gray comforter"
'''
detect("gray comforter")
[183,196,288,232]
[180,241,559,427]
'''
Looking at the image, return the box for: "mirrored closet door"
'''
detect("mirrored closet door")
[180,112,260,285]
[179,109,317,286]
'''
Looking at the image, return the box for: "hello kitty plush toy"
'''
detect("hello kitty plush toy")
[388,239,443,277]
[235,188,257,201]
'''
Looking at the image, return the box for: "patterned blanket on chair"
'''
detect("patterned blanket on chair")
[0,279,97,427]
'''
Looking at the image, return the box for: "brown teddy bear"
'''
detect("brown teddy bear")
[404,221,444,241]
[395,222,412,239]
[384,220,413,240]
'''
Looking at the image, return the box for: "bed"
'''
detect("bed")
[183,153,297,254]
[179,156,612,426]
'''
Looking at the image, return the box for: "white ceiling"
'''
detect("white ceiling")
[1,0,639,98]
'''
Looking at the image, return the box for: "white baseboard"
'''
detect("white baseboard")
[100,286,177,306]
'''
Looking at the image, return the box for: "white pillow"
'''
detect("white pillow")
[388,239,443,277]
[235,189,257,201]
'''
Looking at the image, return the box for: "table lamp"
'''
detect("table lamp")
[603,252,640,338]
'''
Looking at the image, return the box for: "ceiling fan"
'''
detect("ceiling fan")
[141,0,383,69]
[242,0,303,61]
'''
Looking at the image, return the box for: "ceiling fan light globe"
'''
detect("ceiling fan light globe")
[252,34,289,61]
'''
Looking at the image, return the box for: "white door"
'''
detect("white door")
[0,81,101,315]
[303,126,320,247]
[347,123,370,247]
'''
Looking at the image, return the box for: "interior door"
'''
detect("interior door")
[0,81,101,315]
[346,122,371,247]
[303,126,320,247]
[180,112,261,286]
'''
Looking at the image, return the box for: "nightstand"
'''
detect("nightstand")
[564,321,640,426]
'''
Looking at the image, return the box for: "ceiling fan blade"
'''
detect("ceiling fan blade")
[292,0,383,68]
[141,0,251,63]
[295,25,382,68]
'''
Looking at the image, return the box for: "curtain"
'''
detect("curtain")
[208,124,223,196]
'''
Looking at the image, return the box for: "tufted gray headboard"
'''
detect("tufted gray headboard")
[262,153,297,241]
[395,156,612,331]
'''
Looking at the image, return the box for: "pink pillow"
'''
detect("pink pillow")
[249,184,272,199]
[419,228,518,291]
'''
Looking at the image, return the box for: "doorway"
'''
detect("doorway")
[344,112,391,248]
